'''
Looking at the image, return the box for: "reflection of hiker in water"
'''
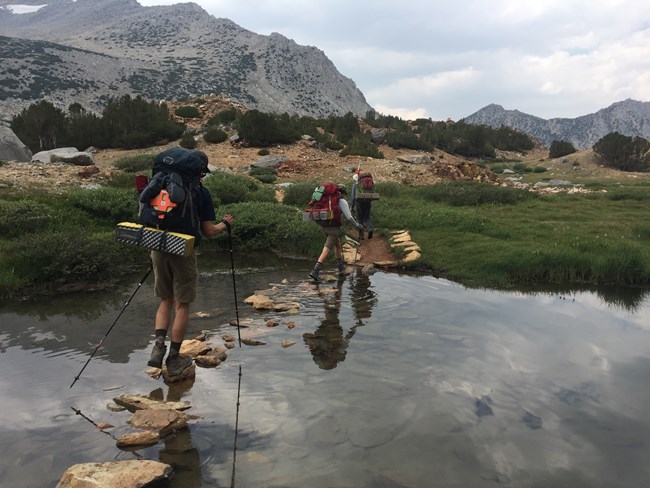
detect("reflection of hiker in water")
[303,272,375,370]
[149,382,202,488]
[349,267,377,322]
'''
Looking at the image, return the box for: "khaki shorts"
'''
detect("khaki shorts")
[151,250,198,304]
[321,226,342,250]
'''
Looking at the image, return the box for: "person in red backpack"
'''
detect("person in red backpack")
[351,170,374,240]
[309,184,362,283]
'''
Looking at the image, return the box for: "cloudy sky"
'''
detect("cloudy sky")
[138,0,650,121]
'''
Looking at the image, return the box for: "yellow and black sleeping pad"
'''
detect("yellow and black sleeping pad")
[115,222,195,256]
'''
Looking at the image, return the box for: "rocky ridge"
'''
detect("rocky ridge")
[463,99,650,149]
[0,0,372,121]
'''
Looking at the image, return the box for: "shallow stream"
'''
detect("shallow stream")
[1,254,649,487]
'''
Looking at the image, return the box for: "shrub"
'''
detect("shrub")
[113,154,155,172]
[533,166,547,173]
[281,181,320,207]
[67,187,139,223]
[594,132,650,172]
[202,172,275,205]
[249,167,278,184]
[0,200,52,238]
[339,134,384,158]
[236,110,301,146]
[203,127,228,144]
[549,140,576,159]
[180,132,197,149]
[4,230,133,285]
[174,106,200,119]
[207,108,238,126]
[215,201,322,255]
[257,148,270,156]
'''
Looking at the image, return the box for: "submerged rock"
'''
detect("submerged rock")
[522,411,543,430]
[475,396,494,417]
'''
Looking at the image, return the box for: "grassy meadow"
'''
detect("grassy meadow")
[2,152,650,298]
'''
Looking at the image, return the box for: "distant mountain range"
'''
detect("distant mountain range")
[0,0,372,121]
[463,99,650,149]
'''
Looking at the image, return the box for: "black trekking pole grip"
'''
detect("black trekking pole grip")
[227,228,242,347]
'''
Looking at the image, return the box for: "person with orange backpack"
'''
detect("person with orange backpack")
[306,183,362,282]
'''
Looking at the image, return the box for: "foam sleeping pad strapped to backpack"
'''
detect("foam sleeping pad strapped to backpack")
[303,183,342,226]
[138,147,206,236]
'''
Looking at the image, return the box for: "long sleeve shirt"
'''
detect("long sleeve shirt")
[339,198,360,228]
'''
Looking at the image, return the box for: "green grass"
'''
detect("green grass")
[374,183,650,288]
[3,175,650,298]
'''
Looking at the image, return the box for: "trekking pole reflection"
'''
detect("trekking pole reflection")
[230,364,243,488]
[70,264,153,388]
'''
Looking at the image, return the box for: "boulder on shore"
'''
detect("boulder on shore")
[0,126,32,162]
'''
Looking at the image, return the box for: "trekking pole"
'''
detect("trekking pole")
[70,264,153,388]
[226,225,242,347]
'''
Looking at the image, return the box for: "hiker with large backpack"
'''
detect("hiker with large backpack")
[138,147,233,377]
[306,183,362,282]
[351,169,375,241]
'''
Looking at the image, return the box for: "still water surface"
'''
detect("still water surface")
[1,255,649,487]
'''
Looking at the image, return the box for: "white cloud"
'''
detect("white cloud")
[136,0,650,120]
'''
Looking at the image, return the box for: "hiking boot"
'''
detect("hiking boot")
[147,342,167,368]
[165,354,193,377]
[358,229,364,241]
[367,230,373,239]
[338,262,346,275]
[308,268,322,283]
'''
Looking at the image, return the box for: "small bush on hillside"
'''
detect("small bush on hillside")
[207,108,238,126]
[281,181,320,207]
[113,154,155,172]
[513,163,533,173]
[203,127,228,144]
[549,140,577,159]
[215,201,322,255]
[249,167,277,184]
[180,132,197,149]
[339,134,384,158]
[236,110,301,146]
[533,166,547,173]
[174,106,200,119]
[67,187,139,223]
[257,148,270,156]
[202,172,275,205]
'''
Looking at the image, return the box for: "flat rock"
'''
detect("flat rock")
[56,460,171,487]
[180,339,212,357]
[116,431,161,448]
[113,394,191,412]
[129,409,193,435]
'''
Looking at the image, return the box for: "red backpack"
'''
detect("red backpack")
[358,172,374,192]
[305,183,342,226]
